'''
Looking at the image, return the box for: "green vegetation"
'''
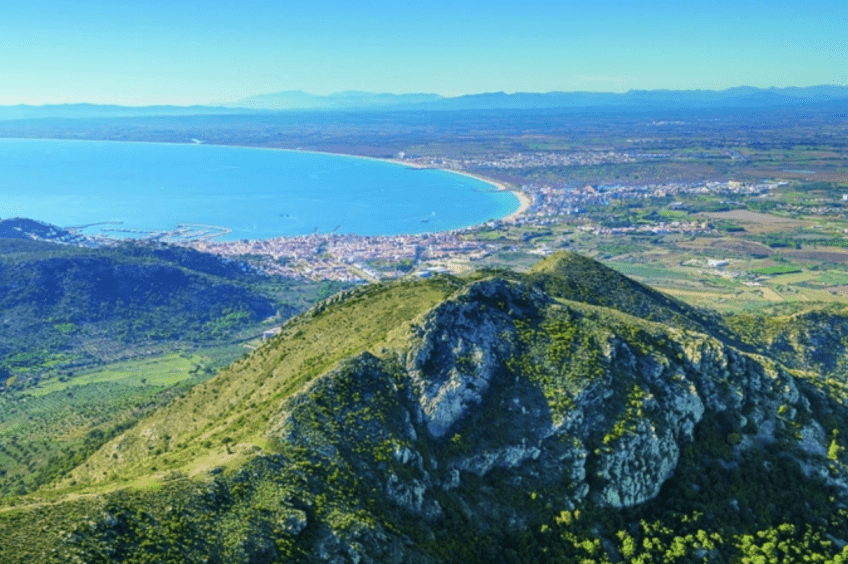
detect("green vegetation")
[0,238,352,388]
[4,96,848,561]
[0,238,276,386]
[0,353,226,498]
[0,238,354,502]
[28,353,202,398]
[751,264,803,275]
[2,253,848,562]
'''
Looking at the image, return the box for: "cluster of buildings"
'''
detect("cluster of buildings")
[179,176,780,282]
[512,180,780,224]
[151,144,787,283]
[576,221,713,237]
[405,151,637,171]
[189,230,494,282]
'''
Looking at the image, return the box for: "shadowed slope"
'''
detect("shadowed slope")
[4,255,848,563]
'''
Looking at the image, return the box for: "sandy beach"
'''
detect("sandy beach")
[278,150,533,230]
[192,144,531,228]
[436,168,531,222]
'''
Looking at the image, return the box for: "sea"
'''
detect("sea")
[0,139,519,241]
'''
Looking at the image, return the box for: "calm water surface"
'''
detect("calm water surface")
[0,139,518,241]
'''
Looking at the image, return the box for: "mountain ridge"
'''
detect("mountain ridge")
[4,252,848,562]
[230,85,848,111]
[2,85,847,120]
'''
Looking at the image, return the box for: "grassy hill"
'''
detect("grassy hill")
[0,238,278,382]
[3,252,848,562]
[0,237,348,499]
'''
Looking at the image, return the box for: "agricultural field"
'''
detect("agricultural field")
[0,237,351,502]
[0,345,260,500]
[461,179,848,314]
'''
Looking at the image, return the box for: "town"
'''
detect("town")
[179,151,783,282]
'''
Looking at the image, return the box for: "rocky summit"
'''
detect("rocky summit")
[3,253,848,563]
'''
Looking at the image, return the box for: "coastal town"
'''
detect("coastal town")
[176,152,783,282]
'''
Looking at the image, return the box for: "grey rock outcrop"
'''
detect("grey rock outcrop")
[405,279,539,438]
[262,274,837,560]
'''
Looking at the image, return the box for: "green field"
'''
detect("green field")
[28,354,204,398]
[0,346,251,499]
[750,265,802,275]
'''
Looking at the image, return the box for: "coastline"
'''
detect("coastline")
[344,154,530,223]
[2,137,530,237]
[283,150,531,229]
[230,146,531,226]
[432,168,531,222]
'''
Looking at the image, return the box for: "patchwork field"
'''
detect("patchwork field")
[0,345,253,499]
[28,354,203,398]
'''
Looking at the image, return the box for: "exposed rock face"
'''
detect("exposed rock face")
[263,274,820,564]
[405,279,545,438]
[280,509,308,536]
[767,309,848,375]
[49,257,848,564]
[402,279,803,510]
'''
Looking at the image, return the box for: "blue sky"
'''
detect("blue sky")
[1,0,846,105]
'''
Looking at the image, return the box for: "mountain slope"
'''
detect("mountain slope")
[4,253,848,562]
[0,235,336,500]
[0,238,277,385]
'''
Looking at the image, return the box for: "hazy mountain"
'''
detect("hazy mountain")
[231,90,442,110]
[2,86,846,121]
[231,85,848,111]
[4,253,848,562]
[426,85,848,111]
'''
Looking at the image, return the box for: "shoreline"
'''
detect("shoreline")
[432,168,531,222]
[317,150,531,223]
[2,136,530,238]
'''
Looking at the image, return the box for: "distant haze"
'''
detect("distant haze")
[229,86,848,111]
[0,86,847,120]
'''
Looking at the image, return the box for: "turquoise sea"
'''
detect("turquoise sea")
[0,139,519,241]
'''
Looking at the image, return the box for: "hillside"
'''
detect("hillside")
[0,235,347,499]
[0,238,278,385]
[3,252,848,562]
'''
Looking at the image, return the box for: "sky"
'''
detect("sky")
[1,0,846,106]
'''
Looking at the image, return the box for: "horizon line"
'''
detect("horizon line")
[2,84,847,109]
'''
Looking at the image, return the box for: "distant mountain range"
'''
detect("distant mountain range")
[232,85,848,111]
[0,103,256,121]
[231,90,444,110]
[1,86,847,120]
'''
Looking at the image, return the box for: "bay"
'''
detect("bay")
[0,139,518,241]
